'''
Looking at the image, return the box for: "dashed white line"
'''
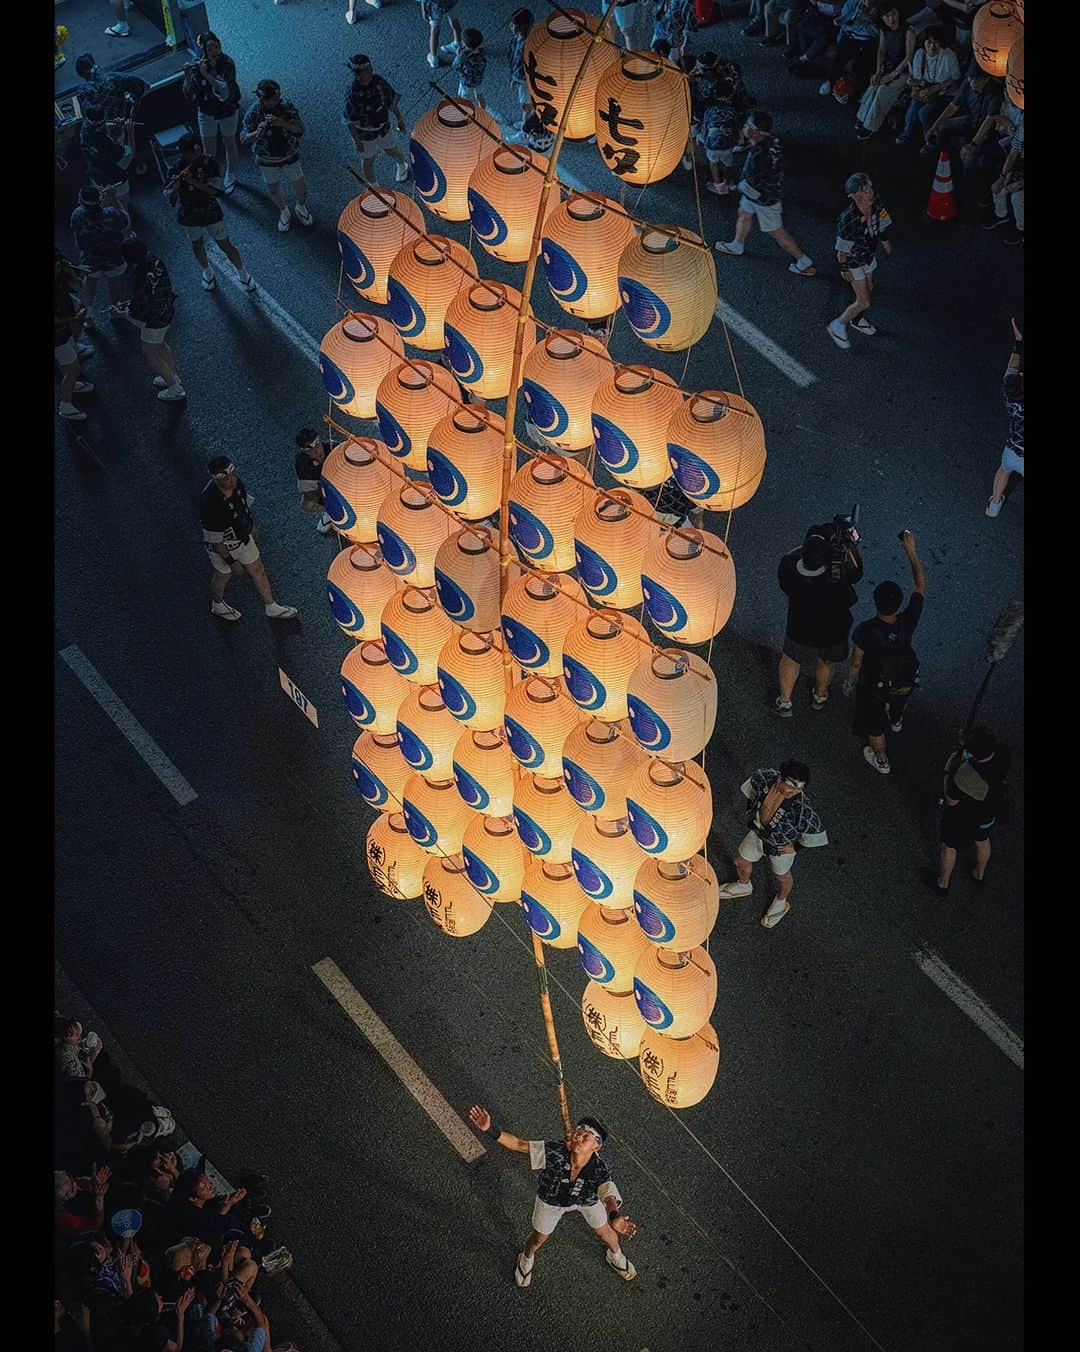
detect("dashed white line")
[913,946,1024,1071]
[715,300,819,388]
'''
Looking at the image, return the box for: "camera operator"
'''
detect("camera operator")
[775,516,863,717]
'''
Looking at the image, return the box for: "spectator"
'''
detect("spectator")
[983,115,1023,245]
[826,171,892,350]
[157,1236,212,1304]
[845,529,927,774]
[960,97,1021,173]
[119,240,185,403]
[168,133,255,295]
[69,186,128,320]
[240,80,313,233]
[183,32,242,194]
[55,1165,110,1237]
[343,54,410,183]
[70,1079,115,1157]
[55,1017,103,1081]
[294,427,334,534]
[775,524,863,715]
[652,0,692,64]
[80,102,134,217]
[54,1296,92,1352]
[759,0,807,52]
[896,28,961,147]
[143,1151,183,1207]
[935,727,1009,896]
[55,255,95,423]
[714,111,816,278]
[424,0,464,71]
[105,1,132,38]
[127,1285,194,1352]
[926,66,1001,156]
[453,28,488,109]
[200,456,299,623]
[217,1286,273,1352]
[985,318,1023,518]
[855,5,915,139]
[788,0,845,76]
[820,0,880,101]
[718,761,829,928]
[508,9,535,132]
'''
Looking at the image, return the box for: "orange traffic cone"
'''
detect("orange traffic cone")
[926,149,958,222]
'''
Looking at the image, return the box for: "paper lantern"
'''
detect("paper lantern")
[327,545,401,641]
[633,945,717,1037]
[591,365,684,489]
[422,853,492,937]
[437,630,506,730]
[574,487,660,610]
[434,526,501,631]
[365,811,427,900]
[461,813,526,901]
[376,483,455,589]
[520,859,588,949]
[428,409,505,524]
[387,235,477,352]
[618,228,716,353]
[501,573,585,677]
[468,146,555,264]
[667,391,766,512]
[337,189,425,305]
[513,774,584,861]
[594,54,691,186]
[351,731,409,810]
[562,610,649,723]
[577,903,653,994]
[375,360,461,472]
[321,438,396,544]
[542,193,636,321]
[562,720,645,818]
[401,774,474,856]
[571,815,645,911]
[409,99,501,222]
[640,528,737,645]
[639,1024,720,1108]
[381,586,458,685]
[453,730,516,817]
[504,676,582,776]
[626,759,712,862]
[972,2,1023,79]
[444,281,536,400]
[340,640,410,734]
[523,8,617,141]
[395,685,461,780]
[320,315,403,421]
[1006,33,1024,109]
[582,981,649,1059]
[521,331,609,454]
[633,858,719,950]
[626,648,717,760]
[507,455,594,573]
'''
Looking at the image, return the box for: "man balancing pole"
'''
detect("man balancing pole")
[468,1104,638,1288]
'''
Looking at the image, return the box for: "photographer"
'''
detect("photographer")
[183,32,242,194]
[775,516,863,716]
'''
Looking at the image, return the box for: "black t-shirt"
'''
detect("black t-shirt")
[128,255,177,329]
[851,592,924,689]
[944,747,1010,826]
[778,549,861,647]
[295,439,329,491]
[174,154,224,228]
[200,477,254,547]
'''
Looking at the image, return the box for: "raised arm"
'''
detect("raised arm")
[468,1104,530,1153]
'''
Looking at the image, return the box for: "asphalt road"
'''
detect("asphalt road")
[55,4,1024,1350]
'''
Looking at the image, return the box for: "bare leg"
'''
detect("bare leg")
[778,653,800,701]
[989,465,1011,504]
[219,237,249,278]
[774,870,794,902]
[143,341,180,386]
[266,181,287,211]
[210,567,233,602]
[768,226,810,261]
[838,276,872,326]
[938,844,957,890]
[734,856,753,885]
[243,558,276,605]
[522,1229,549,1261]
[192,238,209,270]
[814,658,832,698]
[293,176,309,206]
[733,208,754,246]
[972,837,991,881]
[867,732,888,761]
[591,1221,624,1255]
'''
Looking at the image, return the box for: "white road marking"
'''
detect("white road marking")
[715,300,819,388]
[913,946,1024,1071]
[312,957,486,1163]
[210,245,322,366]
[58,645,198,806]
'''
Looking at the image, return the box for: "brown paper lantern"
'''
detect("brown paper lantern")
[633,857,719,950]
[639,1023,720,1108]
[437,629,506,730]
[562,609,650,722]
[582,982,649,1060]
[351,731,410,810]
[338,189,425,305]
[520,859,588,948]
[574,487,660,610]
[618,228,716,353]
[972,2,1023,79]
[326,544,402,642]
[380,586,458,685]
[428,408,505,524]
[461,813,526,901]
[409,98,501,222]
[386,235,477,352]
[468,146,556,263]
[626,758,712,862]
[1006,32,1024,109]
[443,281,536,400]
[500,573,585,676]
[321,438,395,544]
[577,902,653,994]
[640,528,736,645]
[341,640,410,734]
[422,853,492,937]
[375,360,461,472]
[376,484,455,589]
[591,365,684,489]
[320,315,403,421]
[626,647,718,760]
[366,810,428,900]
[453,730,516,817]
[434,526,501,631]
[571,815,645,911]
[522,331,610,454]
[508,455,595,573]
[396,685,461,780]
[667,391,766,512]
[523,8,618,141]
[504,675,583,776]
[633,945,717,1037]
[594,54,691,186]
[562,719,645,818]
[513,774,584,862]
[401,774,474,856]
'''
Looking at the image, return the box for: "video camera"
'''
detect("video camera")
[805,505,861,583]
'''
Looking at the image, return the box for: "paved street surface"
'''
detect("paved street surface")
[55,3,1023,1350]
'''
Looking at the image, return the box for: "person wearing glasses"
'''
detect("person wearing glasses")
[467,1106,637,1288]
[201,457,298,622]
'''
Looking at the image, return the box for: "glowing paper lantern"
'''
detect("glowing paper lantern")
[594,54,690,186]
[626,648,718,760]
[409,99,501,222]
[395,685,461,780]
[434,527,501,631]
[1006,33,1024,108]
[321,438,395,544]
[577,903,653,994]
[523,9,617,141]
[641,530,737,645]
[375,360,461,472]
[461,813,526,901]
[401,774,474,855]
[375,485,455,589]
[520,859,588,949]
[422,854,491,937]
[428,409,505,523]
[444,281,536,400]
[639,1024,720,1108]
[633,945,717,1037]
[365,811,427,900]
[562,609,649,723]
[667,391,766,512]
[633,858,719,950]
[574,488,659,610]
[340,640,410,734]
[542,193,636,321]
[381,586,457,685]
[337,189,424,305]
[591,365,684,489]
[351,731,410,810]
[507,455,594,573]
[468,146,555,263]
[387,235,477,352]
[453,730,516,817]
[503,676,583,777]
[582,981,649,1059]
[618,228,716,353]
[562,719,645,818]
[972,2,1023,79]
[320,315,403,421]
[626,759,712,862]
[513,775,584,861]
[501,573,585,677]
[571,815,645,911]
[437,630,506,730]
[521,331,609,454]
[326,545,401,641]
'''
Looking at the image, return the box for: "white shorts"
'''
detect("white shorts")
[183,219,230,242]
[737,831,796,876]
[132,318,169,345]
[208,538,260,574]
[197,109,239,141]
[614,2,642,30]
[87,261,127,280]
[351,127,397,158]
[1000,446,1025,477]
[531,1195,608,1236]
[740,196,783,233]
[259,158,304,186]
[706,148,735,167]
[848,258,877,282]
[457,81,481,100]
[55,338,78,366]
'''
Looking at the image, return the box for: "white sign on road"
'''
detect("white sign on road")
[279,668,318,728]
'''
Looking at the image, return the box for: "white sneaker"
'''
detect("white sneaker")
[346,6,356,20]
[293,202,313,226]
[705,181,730,196]
[605,1250,636,1281]
[714,240,743,256]
[788,258,816,277]
[394,161,410,182]
[826,319,850,350]
[316,513,335,535]
[818,81,832,96]
[985,497,1003,519]
[277,206,292,232]
[718,881,753,899]
[105,23,131,36]
[211,600,242,621]
[73,380,95,395]
[863,745,891,775]
[265,602,298,620]
[58,401,87,421]
[157,384,187,402]
[152,375,168,390]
